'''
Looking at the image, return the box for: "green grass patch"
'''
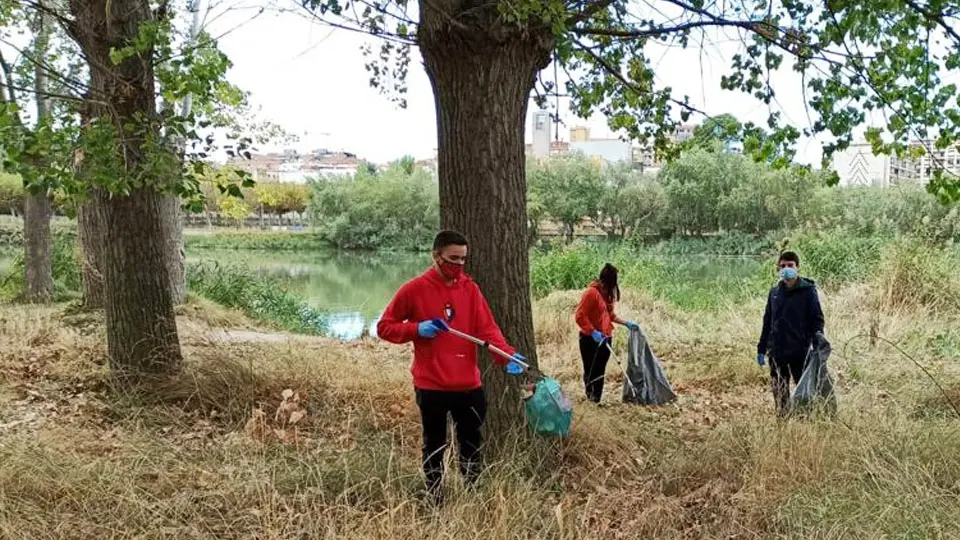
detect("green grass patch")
[184,230,330,251]
[530,241,769,310]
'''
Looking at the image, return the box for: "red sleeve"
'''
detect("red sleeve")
[376,282,420,344]
[574,288,599,335]
[471,283,515,365]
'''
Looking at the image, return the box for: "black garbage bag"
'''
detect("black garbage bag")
[788,333,838,414]
[622,326,677,405]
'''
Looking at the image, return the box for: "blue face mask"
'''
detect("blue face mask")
[779,267,798,281]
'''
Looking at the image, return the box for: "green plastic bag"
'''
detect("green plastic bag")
[524,377,573,437]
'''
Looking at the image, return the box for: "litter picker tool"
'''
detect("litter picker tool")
[605,340,640,400]
[430,319,571,437]
[430,319,542,378]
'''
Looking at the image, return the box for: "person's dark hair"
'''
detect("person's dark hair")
[778,251,801,266]
[598,263,621,303]
[433,230,469,252]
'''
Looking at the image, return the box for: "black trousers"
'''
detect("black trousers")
[415,387,487,493]
[769,354,806,412]
[579,333,611,402]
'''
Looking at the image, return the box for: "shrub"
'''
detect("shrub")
[0,232,82,301]
[786,228,888,288]
[308,163,439,251]
[873,238,960,312]
[0,173,24,216]
[187,260,330,334]
[530,241,768,310]
[185,231,328,251]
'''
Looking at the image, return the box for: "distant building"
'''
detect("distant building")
[569,126,590,143]
[632,146,659,171]
[829,140,960,188]
[830,142,892,187]
[531,111,553,158]
[524,121,702,168]
[227,148,360,183]
[673,124,695,143]
[570,139,632,164]
[895,141,960,185]
[524,141,570,157]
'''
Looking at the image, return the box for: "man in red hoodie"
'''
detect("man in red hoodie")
[377,230,526,502]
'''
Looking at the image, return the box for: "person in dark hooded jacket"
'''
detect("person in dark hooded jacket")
[757,251,825,414]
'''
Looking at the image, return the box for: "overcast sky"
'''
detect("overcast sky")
[0,0,884,167]
[206,2,853,165]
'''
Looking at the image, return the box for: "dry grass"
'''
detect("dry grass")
[1,285,959,539]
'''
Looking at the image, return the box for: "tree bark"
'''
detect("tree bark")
[160,195,186,304]
[419,5,553,446]
[69,0,182,384]
[21,2,54,304]
[77,201,105,309]
[23,193,54,302]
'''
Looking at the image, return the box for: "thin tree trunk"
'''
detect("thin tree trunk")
[76,98,105,310]
[159,0,204,306]
[420,7,553,446]
[21,1,54,303]
[77,202,105,309]
[69,0,182,384]
[23,193,53,302]
[161,195,185,304]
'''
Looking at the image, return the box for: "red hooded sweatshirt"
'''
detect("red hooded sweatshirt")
[575,280,617,337]
[377,268,515,391]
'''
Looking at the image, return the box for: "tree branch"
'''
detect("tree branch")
[18,0,78,35]
[0,37,90,97]
[574,19,767,39]
[289,4,417,45]
[571,38,715,127]
[568,0,617,25]
[901,0,960,46]
[0,81,88,104]
[0,49,18,108]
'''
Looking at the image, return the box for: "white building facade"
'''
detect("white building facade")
[830,142,892,187]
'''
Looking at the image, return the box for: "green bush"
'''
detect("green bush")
[308,162,439,251]
[873,238,960,311]
[0,173,24,216]
[639,231,776,257]
[185,231,328,251]
[530,241,768,310]
[786,228,888,288]
[0,233,82,301]
[187,260,330,334]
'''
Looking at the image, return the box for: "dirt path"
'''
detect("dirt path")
[206,329,328,344]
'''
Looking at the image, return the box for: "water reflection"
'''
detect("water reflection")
[188,248,425,340]
[325,311,382,341]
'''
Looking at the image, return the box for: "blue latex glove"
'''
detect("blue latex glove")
[756,353,766,366]
[591,330,608,344]
[625,321,639,331]
[418,319,448,339]
[505,353,526,375]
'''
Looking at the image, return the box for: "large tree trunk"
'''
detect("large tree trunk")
[419,6,553,446]
[69,0,182,384]
[23,193,54,302]
[97,187,182,379]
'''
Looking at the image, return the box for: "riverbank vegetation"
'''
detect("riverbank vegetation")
[2,239,958,537]
[3,169,959,537]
